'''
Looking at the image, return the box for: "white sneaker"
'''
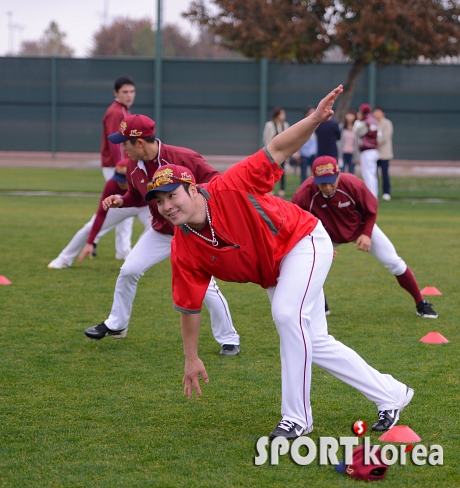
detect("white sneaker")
[382,193,391,201]
[47,257,70,269]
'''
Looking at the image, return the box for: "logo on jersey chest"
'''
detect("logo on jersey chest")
[338,201,351,208]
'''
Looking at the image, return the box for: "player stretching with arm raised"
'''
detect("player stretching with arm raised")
[146,85,413,439]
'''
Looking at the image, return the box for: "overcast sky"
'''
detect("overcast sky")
[1,0,200,57]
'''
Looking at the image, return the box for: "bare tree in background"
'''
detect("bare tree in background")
[19,21,74,57]
[183,0,460,120]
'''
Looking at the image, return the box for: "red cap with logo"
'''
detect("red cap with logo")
[334,445,388,481]
[108,114,156,144]
[312,156,339,185]
[144,164,197,202]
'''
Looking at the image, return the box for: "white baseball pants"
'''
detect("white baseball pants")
[266,221,407,430]
[56,206,151,267]
[104,227,240,346]
[333,224,407,277]
[360,149,379,198]
[102,168,135,259]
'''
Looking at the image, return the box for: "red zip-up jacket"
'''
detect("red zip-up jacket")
[170,148,319,313]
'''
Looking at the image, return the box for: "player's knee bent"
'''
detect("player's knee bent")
[385,260,407,276]
[118,260,145,281]
[271,306,299,327]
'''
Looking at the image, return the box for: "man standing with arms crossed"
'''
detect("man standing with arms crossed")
[99,76,136,260]
[84,114,240,356]
[145,85,413,439]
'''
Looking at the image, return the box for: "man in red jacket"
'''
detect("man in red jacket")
[84,114,241,356]
[99,76,136,260]
[292,156,438,319]
[145,86,414,439]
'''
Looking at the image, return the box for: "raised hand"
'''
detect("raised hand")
[311,85,343,124]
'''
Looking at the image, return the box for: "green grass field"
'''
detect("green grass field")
[1,168,459,487]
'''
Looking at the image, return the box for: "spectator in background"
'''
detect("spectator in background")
[353,103,379,198]
[315,111,340,159]
[338,109,360,174]
[263,107,289,197]
[373,107,394,201]
[99,76,137,260]
[297,106,317,183]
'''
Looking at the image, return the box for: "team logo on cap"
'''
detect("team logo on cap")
[146,167,193,191]
[315,163,335,176]
[129,129,142,137]
[119,121,127,135]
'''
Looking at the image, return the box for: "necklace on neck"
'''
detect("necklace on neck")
[184,196,219,247]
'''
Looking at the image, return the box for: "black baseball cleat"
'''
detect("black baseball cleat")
[371,410,400,432]
[219,344,240,356]
[325,298,331,316]
[84,322,127,340]
[269,419,314,440]
[416,299,438,318]
[92,243,97,257]
[372,387,414,431]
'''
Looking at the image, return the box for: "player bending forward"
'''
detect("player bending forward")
[145,85,414,439]
[292,156,437,319]
[48,160,150,269]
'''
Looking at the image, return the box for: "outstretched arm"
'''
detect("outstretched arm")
[267,85,343,165]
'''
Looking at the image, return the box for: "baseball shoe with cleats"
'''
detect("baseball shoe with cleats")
[84,322,127,340]
[382,193,391,201]
[269,419,314,440]
[92,243,97,257]
[47,257,70,269]
[325,298,331,316]
[219,344,240,356]
[416,299,438,318]
[372,387,414,432]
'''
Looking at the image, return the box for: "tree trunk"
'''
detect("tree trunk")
[333,58,366,123]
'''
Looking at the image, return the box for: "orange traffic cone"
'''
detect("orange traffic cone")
[378,426,421,443]
[420,286,442,295]
[419,332,449,344]
[0,275,11,285]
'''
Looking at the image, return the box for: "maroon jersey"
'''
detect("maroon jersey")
[292,173,377,243]
[359,113,378,151]
[101,100,131,168]
[120,141,219,235]
[87,179,147,245]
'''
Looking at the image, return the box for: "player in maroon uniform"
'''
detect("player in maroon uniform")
[84,114,240,355]
[292,156,438,318]
[47,160,150,269]
[99,76,136,260]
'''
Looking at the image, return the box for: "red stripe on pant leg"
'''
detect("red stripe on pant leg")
[298,235,316,428]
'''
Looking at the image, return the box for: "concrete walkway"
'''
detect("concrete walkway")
[1,151,460,177]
